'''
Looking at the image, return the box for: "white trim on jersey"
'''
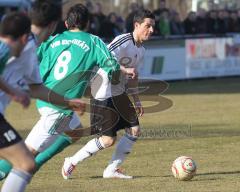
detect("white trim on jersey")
[92,33,145,100]
[108,33,132,52]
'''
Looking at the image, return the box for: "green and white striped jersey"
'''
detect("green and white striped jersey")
[37,31,119,114]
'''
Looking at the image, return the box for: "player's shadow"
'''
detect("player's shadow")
[197,170,240,176]
[90,171,240,180]
[90,175,162,179]
[162,170,240,181]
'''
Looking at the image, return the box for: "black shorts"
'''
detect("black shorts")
[0,114,22,148]
[90,93,139,137]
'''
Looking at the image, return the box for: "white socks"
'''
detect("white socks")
[106,134,137,172]
[70,138,105,165]
[1,169,32,192]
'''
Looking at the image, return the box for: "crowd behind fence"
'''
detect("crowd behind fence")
[64,1,240,41]
[1,1,240,41]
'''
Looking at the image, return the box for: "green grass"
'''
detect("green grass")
[2,77,240,192]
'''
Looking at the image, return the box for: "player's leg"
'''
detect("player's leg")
[0,109,82,180]
[0,134,73,180]
[61,135,116,179]
[0,115,35,192]
[0,112,49,180]
[103,126,140,179]
[25,108,82,175]
[25,107,81,153]
[34,112,84,170]
[62,97,118,179]
[62,135,116,179]
[103,93,140,179]
[0,142,35,192]
[0,113,50,180]
[35,133,73,170]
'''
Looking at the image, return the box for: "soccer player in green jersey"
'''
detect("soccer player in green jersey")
[0,0,86,183]
[24,3,119,164]
[0,2,128,181]
[62,9,155,180]
[0,6,149,181]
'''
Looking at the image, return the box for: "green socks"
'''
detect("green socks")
[0,160,12,180]
[35,134,72,170]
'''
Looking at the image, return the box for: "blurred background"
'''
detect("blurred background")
[1,0,240,36]
[1,0,240,81]
[1,2,240,191]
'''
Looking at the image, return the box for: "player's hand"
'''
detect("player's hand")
[68,99,86,115]
[11,89,30,108]
[125,68,138,79]
[134,101,144,117]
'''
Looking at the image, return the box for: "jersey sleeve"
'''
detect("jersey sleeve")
[107,36,126,61]
[21,40,42,84]
[91,36,120,80]
[0,42,10,75]
[24,50,42,84]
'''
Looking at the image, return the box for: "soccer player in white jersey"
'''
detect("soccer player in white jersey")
[62,9,155,179]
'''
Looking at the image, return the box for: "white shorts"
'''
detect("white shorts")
[25,107,82,152]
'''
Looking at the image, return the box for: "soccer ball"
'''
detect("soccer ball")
[171,156,197,181]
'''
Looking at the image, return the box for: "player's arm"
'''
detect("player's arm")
[120,65,138,79]
[127,76,144,117]
[0,77,30,108]
[107,36,138,81]
[28,84,85,113]
[93,37,120,79]
[0,42,30,107]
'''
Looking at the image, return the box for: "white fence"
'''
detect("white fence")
[140,36,240,81]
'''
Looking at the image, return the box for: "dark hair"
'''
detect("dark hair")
[133,9,155,24]
[30,0,62,27]
[65,3,89,30]
[0,12,31,39]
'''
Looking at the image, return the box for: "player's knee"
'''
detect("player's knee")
[101,136,116,148]
[14,157,36,174]
[24,159,36,173]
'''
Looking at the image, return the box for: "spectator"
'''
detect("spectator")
[85,0,100,35]
[196,8,208,33]
[125,2,140,32]
[99,12,121,40]
[184,11,198,34]
[153,0,169,22]
[223,10,231,32]
[94,2,106,35]
[52,20,67,35]
[237,9,240,26]
[206,10,219,34]
[170,12,185,35]
[217,10,229,34]
[228,11,240,32]
[116,15,125,34]
[158,9,171,36]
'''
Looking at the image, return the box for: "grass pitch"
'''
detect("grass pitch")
[2,77,240,192]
